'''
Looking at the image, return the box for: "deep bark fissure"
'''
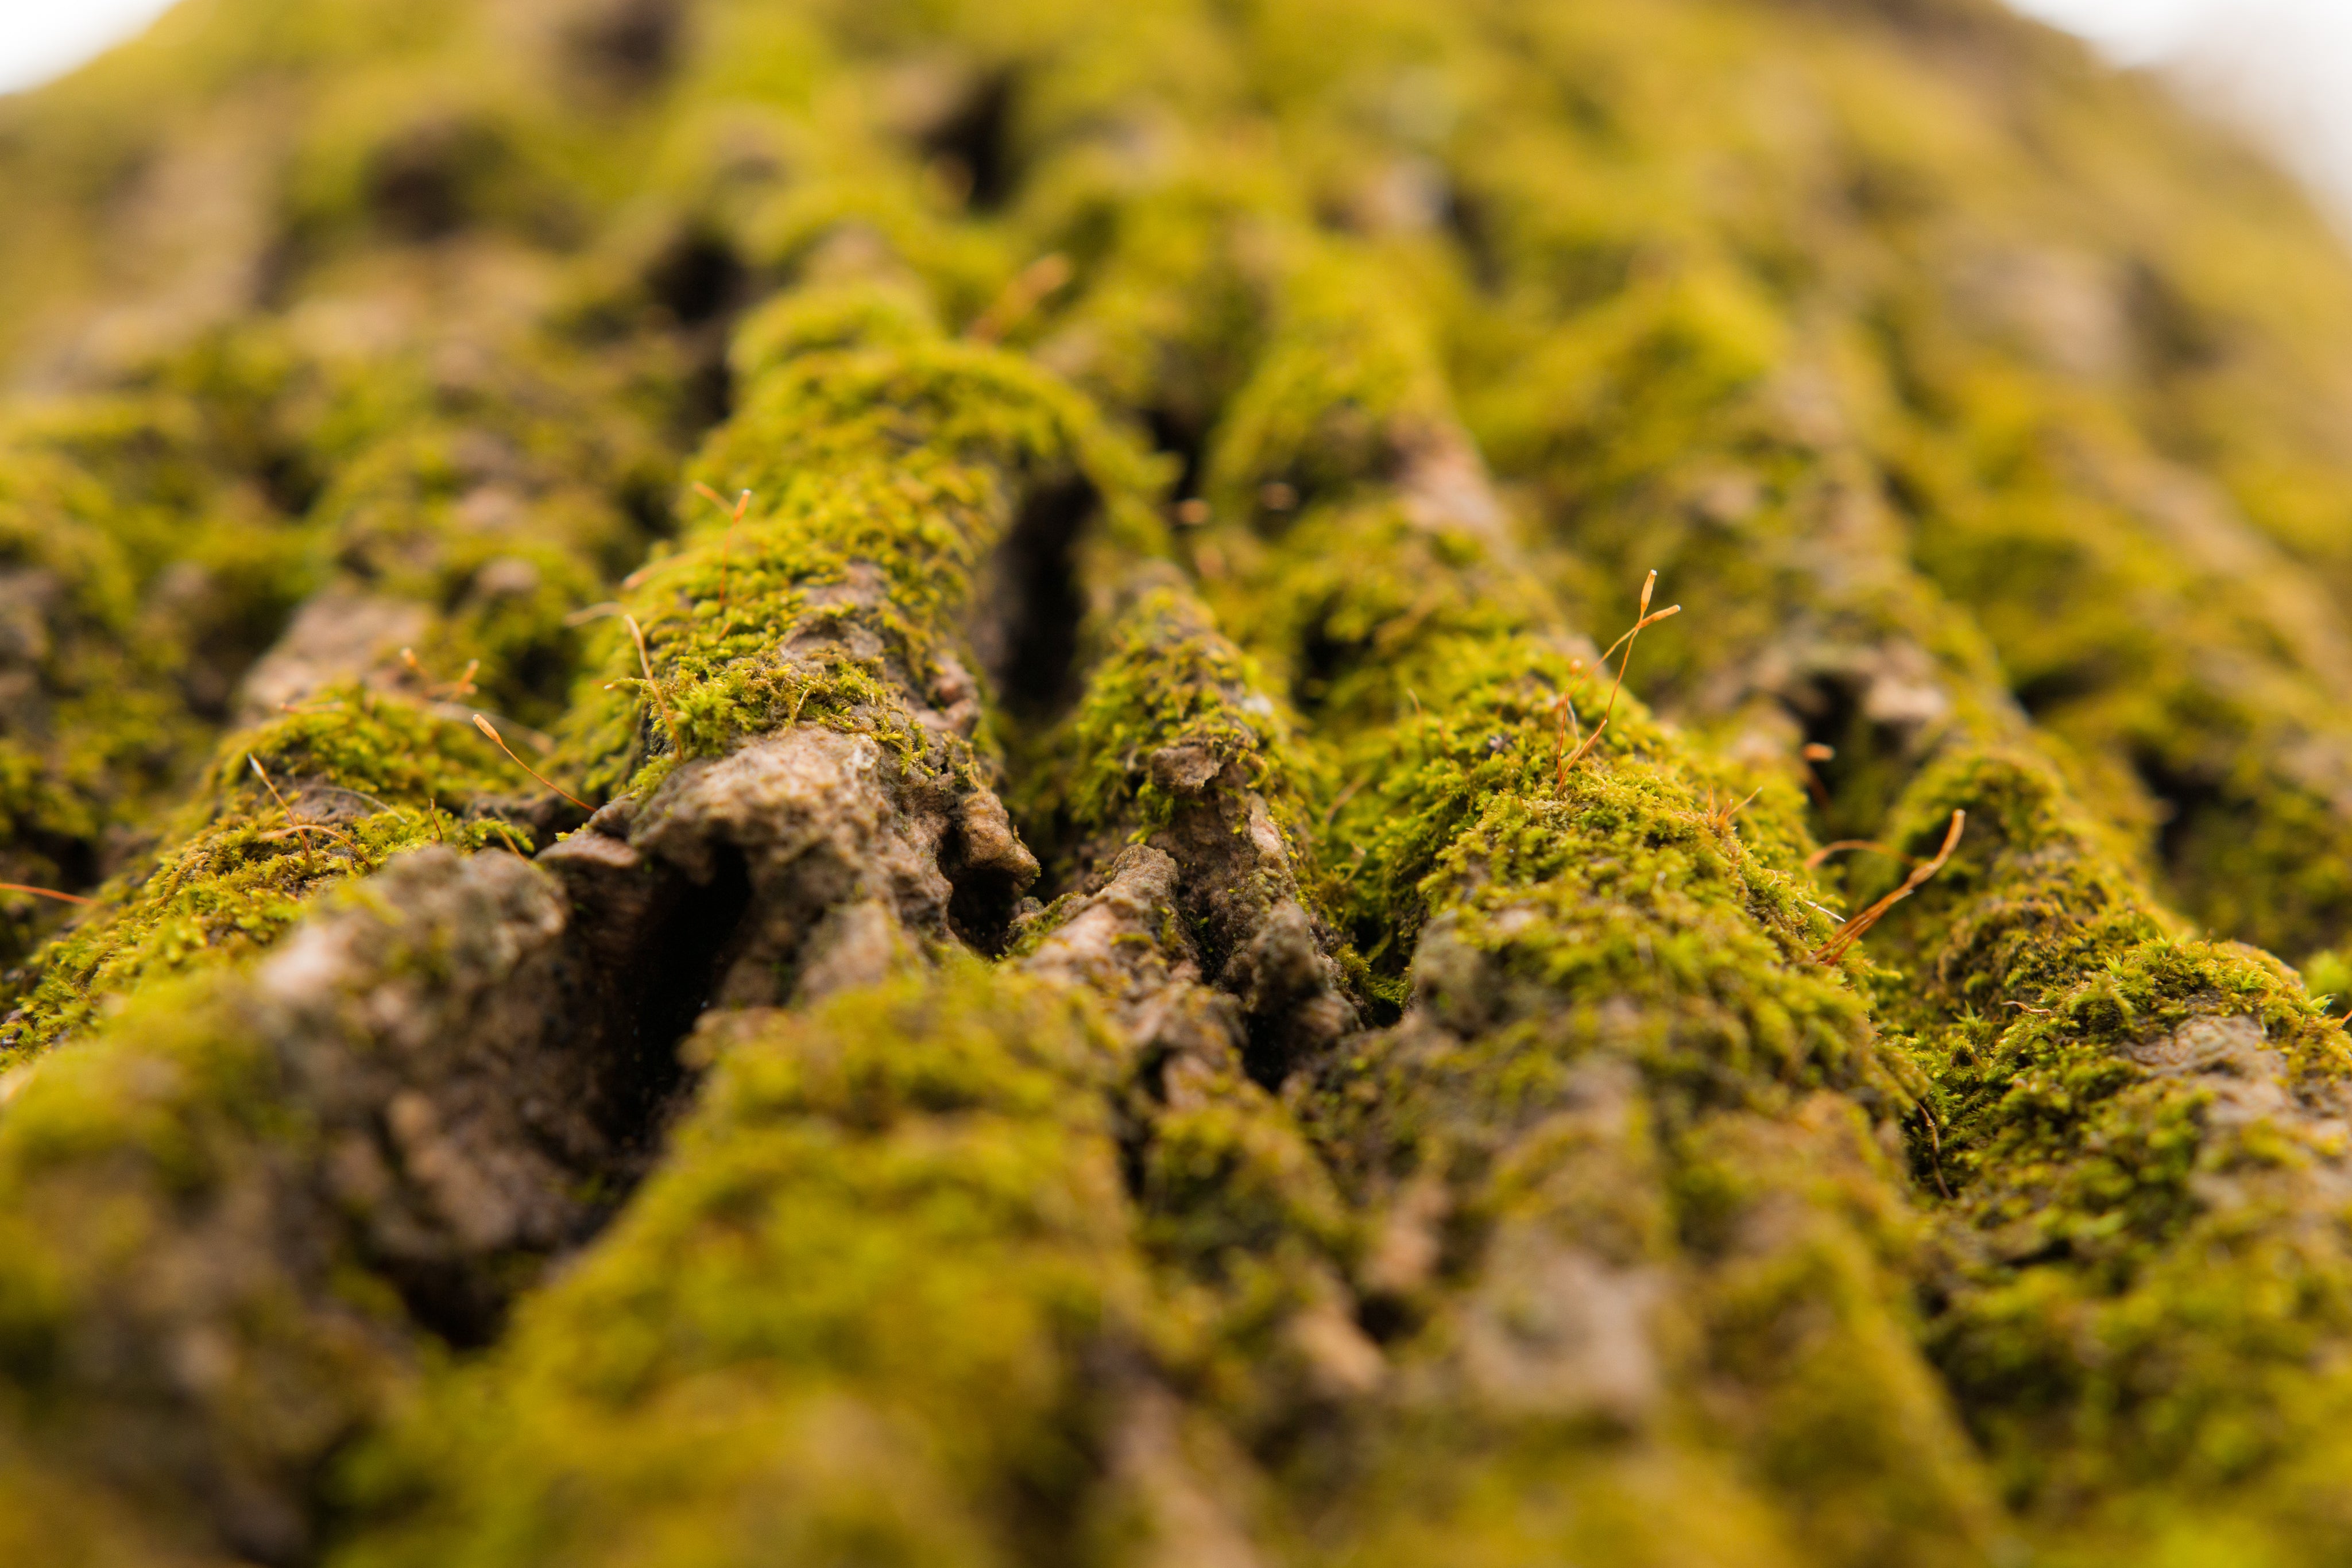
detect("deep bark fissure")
[970,474,1096,726]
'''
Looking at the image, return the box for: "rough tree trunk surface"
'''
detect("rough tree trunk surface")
[8,0,2352,1562]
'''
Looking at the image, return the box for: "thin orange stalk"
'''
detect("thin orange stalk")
[250,756,319,876]
[0,881,93,907]
[485,820,534,858]
[1548,659,1589,791]
[258,823,368,857]
[1562,570,1680,776]
[473,715,590,811]
[624,614,682,748]
[1705,786,1762,834]
[1804,839,1899,870]
[400,647,479,699]
[693,482,754,610]
[1811,809,1966,964]
[966,252,1074,343]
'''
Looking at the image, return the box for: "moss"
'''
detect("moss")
[560,306,1162,804]
[0,384,316,960]
[1859,744,2352,1555]
[0,839,639,1560]
[16,0,2352,1558]
[1391,0,2352,966]
[1019,171,1990,1552]
[1024,161,1291,458]
[1675,1099,1998,1567]
[1200,248,1450,526]
[0,306,686,1054]
[0,969,415,1561]
[1885,342,2352,961]
[334,964,1160,1568]
[1020,579,1369,1463]
[1027,580,1324,868]
[2,691,524,1066]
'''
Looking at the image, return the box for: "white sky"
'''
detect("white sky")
[0,0,177,95]
[2007,0,2218,63]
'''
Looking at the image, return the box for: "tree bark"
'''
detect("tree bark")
[5,1,2352,1563]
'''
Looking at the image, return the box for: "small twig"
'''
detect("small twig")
[250,756,319,877]
[0,880,93,907]
[2002,1001,2053,1016]
[429,703,553,754]
[1811,809,1966,964]
[692,482,754,611]
[1805,839,1900,870]
[425,795,446,844]
[473,715,590,811]
[966,252,1074,343]
[625,614,682,748]
[1561,570,1680,777]
[563,601,625,628]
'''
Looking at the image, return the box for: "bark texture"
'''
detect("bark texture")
[6,0,2352,1563]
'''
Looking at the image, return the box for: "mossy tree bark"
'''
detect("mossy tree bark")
[7,1,2352,1564]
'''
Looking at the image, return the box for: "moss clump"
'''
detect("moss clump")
[0,311,684,1055]
[1097,198,1997,1559]
[1852,745,2352,1557]
[1889,359,2352,963]
[2,691,525,1065]
[1020,580,1367,1464]
[0,384,316,959]
[562,292,1162,805]
[0,841,624,1563]
[334,964,1165,1568]
[16,0,2352,1560]
[1027,578,1324,876]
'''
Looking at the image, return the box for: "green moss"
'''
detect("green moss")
[562,315,1162,803]
[1859,744,2352,1554]
[0,300,685,1051]
[1886,345,2352,959]
[2,691,525,1066]
[0,960,413,1556]
[0,385,316,960]
[16,0,2352,1558]
[1027,580,1324,867]
[335,963,1159,1568]
[1024,161,1290,451]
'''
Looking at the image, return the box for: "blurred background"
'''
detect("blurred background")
[2013,0,2352,227]
[17,1,2352,230]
